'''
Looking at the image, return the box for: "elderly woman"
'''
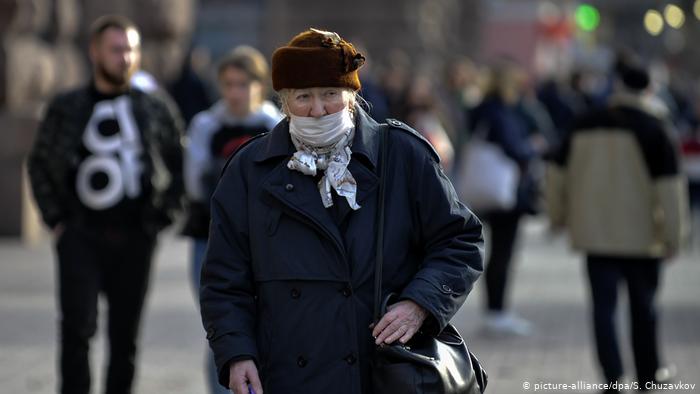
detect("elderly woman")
[200,28,484,394]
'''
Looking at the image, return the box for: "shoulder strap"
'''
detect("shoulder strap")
[385,118,440,162]
[373,124,389,323]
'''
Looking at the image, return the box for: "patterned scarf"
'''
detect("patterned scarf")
[287,108,360,210]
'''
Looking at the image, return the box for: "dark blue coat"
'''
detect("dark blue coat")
[200,107,484,393]
[470,96,536,165]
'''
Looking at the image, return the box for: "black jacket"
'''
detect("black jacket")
[200,108,484,393]
[27,84,185,233]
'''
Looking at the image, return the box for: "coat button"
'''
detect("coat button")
[290,288,301,299]
[341,285,352,297]
[297,355,307,368]
[344,354,356,365]
[441,284,452,293]
[285,183,294,191]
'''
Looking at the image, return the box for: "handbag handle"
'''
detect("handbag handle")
[373,124,389,323]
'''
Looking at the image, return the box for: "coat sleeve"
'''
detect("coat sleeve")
[199,157,258,387]
[399,152,484,335]
[545,163,567,228]
[648,125,690,253]
[545,131,570,228]
[153,94,186,216]
[27,98,67,229]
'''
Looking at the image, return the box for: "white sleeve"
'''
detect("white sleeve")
[184,112,217,202]
[261,101,284,130]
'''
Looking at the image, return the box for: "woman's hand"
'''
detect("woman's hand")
[371,300,428,345]
[228,359,263,394]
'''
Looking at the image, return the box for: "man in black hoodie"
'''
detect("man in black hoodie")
[27,15,184,394]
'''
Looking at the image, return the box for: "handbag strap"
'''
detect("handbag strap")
[373,124,389,323]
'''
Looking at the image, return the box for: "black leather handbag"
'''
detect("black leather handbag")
[370,124,487,394]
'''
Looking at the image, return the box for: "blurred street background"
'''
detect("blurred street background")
[2,221,699,393]
[2,0,700,393]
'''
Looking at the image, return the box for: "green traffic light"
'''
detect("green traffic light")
[575,4,600,31]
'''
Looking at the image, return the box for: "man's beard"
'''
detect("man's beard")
[96,62,130,87]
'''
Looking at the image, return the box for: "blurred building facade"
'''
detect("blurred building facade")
[1,0,484,238]
[193,0,482,75]
[2,0,700,238]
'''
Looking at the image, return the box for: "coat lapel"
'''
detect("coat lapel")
[335,159,379,225]
[262,160,347,257]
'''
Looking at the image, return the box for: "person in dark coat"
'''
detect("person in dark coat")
[199,28,484,394]
[27,15,184,394]
[468,60,546,336]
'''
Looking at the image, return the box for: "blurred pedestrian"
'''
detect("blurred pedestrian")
[466,60,545,336]
[379,48,412,119]
[681,126,700,250]
[405,74,455,171]
[440,56,484,171]
[546,62,689,393]
[199,28,484,394]
[168,45,217,126]
[182,45,282,394]
[353,43,390,123]
[570,68,606,112]
[26,15,185,394]
[516,75,556,158]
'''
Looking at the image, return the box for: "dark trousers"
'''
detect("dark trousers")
[55,224,156,394]
[586,255,662,385]
[484,211,521,311]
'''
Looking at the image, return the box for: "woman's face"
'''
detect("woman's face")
[286,87,349,118]
[219,66,262,117]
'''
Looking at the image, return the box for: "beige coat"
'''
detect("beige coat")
[546,94,689,257]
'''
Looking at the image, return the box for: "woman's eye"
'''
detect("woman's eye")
[296,94,309,100]
[326,91,337,97]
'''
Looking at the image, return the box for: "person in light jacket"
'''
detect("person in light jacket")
[183,45,283,394]
[546,62,689,393]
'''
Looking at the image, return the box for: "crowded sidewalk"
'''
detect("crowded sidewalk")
[1,218,698,394]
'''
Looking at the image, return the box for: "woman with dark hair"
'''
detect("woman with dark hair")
[469,60,546,336]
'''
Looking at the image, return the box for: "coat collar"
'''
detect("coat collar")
[257,106,382,257]
[253,105,381,170]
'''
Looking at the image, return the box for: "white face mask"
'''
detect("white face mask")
[289,107,354,148]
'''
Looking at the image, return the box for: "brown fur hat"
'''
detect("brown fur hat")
[272,28,365,91]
